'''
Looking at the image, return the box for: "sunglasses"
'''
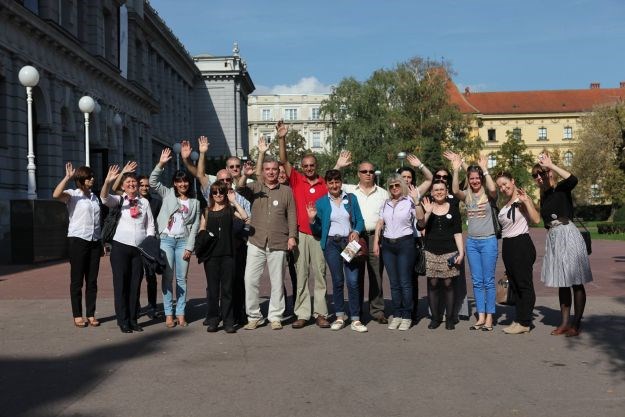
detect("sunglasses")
[532,171,548,179]
[434,174,449,180]
[389,183,401,189]
[302,164,316,168]
[359,170,375,174]
[211,190,225,196]
[229,164,241,169]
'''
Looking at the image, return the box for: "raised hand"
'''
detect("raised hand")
[306,201,317,221]
[421,196,433,213]
[276,120,288,139]
[477,155,488,171]
[443,150,462,171]
[335,150,352,169]
[443,150,459,162]
[517,188,530,203]
[408,184,419,201]
[198,136,210,153]
[406,154,422,168]
[159,148,172,167]
[227,189,237,204]
[258,136,269,153]
[180,140,192,160]
[105,165,120,183]
[538,152,553,169]
[121,160,138,174]
[64,162,75,179]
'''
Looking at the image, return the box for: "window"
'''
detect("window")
[312,132,322,149]
[263,132,273,143]
[512,128,522,141]
[487,129,496,141]
[487,154,497,169]
[512,154,521,165]
[261,109,272,121]
[103,8,113,60]
[563,126,573,140]
[564,151,573,166]
[590,184,600,199]
[284,108,298,121]
[24,0,39,14]
[311,107,320,120]
[538,127,548,141]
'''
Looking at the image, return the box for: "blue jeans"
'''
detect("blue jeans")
[160,235,190,316]
[381,236,415,319]
[324,238,361,321]
[466,236,498,314]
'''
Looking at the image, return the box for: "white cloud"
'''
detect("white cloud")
[254,77,334,95]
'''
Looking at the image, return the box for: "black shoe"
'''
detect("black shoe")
[202,318,210,326]
[129,323,144,332]
[206,324,218,333]
[445,321,455,330]
[224,326,237,334]
[119,325,132,333]
[428,320,441,329]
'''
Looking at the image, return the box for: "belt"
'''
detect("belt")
[331,235,348,242]
[549,216,570,227]
[382,235,413,244]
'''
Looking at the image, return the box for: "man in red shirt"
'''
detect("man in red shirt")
[277,121,344,329]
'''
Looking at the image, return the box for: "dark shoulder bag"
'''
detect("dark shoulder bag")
[101,198,124,244]
[489,198,502,239]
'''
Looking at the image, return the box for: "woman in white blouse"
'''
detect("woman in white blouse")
[101,165,155,333]
[53,162,102,328]
[150,148,201,328]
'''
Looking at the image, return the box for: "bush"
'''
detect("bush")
[613,206,625,222]
[574,205,612,221]
[597,222,625,234]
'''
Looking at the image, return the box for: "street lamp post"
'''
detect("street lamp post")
[397,151,407,167]
[374,169,382,186]
[78,96,96,166]
[172,142,182,171]
[18,65,40,200]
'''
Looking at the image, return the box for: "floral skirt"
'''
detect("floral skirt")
[425,250,460,279]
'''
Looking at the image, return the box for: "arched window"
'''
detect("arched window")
[563,151,573,166]
[487,154,497,169]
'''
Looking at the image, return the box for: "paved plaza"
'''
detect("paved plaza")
[1,229,624,417]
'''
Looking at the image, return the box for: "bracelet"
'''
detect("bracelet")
[483,171,490,176]
[418,163,424,170]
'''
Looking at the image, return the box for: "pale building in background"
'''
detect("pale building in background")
[247,94,333,154]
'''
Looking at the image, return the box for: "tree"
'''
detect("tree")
[250,129,310,165]
[320,56,477,179]
[573,103,625,209]
[494,130,536,191]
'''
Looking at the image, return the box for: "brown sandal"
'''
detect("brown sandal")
[87,317,100,327]
[550,326,570,336]
[165,315,176,328]
[74,318,88,328]
[176,315,188,327]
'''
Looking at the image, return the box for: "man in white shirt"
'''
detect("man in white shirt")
[338,157,390,323]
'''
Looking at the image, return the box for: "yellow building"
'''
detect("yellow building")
[247,94,333,153]
[448,81,625,169]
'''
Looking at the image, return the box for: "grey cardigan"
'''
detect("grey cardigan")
[149,165,201,252]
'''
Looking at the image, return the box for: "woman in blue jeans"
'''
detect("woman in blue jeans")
[150,148,200,328]
[446,152,498,331]
[308,170,367,333]
[372,174,420,330]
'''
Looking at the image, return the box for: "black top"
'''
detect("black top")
[206,207,234,257]
[540,175,577,228]
[424,203,462,254]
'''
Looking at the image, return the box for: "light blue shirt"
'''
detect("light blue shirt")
[327,192,351,237]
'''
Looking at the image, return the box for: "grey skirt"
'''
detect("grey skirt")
[425,251,460,279]
[540,222,593,288]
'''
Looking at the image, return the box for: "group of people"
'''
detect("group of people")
[55,121,593,336]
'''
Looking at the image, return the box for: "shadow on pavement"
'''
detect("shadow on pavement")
[0,331,175,417]
[0,260,67,277]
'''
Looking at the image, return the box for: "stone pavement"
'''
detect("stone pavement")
[0,229,624,417]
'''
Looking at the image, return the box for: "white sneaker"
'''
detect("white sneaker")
[398,318,412,331]
[331,318,345,331]
[387,317,402,330]
[243,318,266,330]
[350,321,368,333]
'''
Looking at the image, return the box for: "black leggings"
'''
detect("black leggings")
[427,277,455,321]
[204,255,235,327]
[502,234,536,327]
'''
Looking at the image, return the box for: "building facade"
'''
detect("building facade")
[0,0,253,262]
[247,93,333,153]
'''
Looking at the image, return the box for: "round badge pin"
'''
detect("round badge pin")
[273,200,279,206]
[309,188,316,194]
[342,199,349,205]
[446,213,452,219]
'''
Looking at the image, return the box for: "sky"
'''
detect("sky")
[149,0,625,95]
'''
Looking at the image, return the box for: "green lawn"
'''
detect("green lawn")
[531,220,625,241]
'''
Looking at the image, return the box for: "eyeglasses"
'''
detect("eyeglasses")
[359,170,375,174]
[228,164,241,169]
[302,164,316,168]
[211,190,224,196]
[532,171,548,179]
[389,183,401,189]
[434,174,449,180]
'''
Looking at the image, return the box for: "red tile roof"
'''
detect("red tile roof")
[458,87,625,115]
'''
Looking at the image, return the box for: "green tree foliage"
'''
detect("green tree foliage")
[494,130,536,191]
[320,57,477,178]
[573,103,625,207]
[250,129,310,164]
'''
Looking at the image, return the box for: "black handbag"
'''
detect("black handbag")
[414,237,426,276]
[101,198,123,244]
[574,218,592,255]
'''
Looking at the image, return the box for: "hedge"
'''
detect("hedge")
[597,222,625,234]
